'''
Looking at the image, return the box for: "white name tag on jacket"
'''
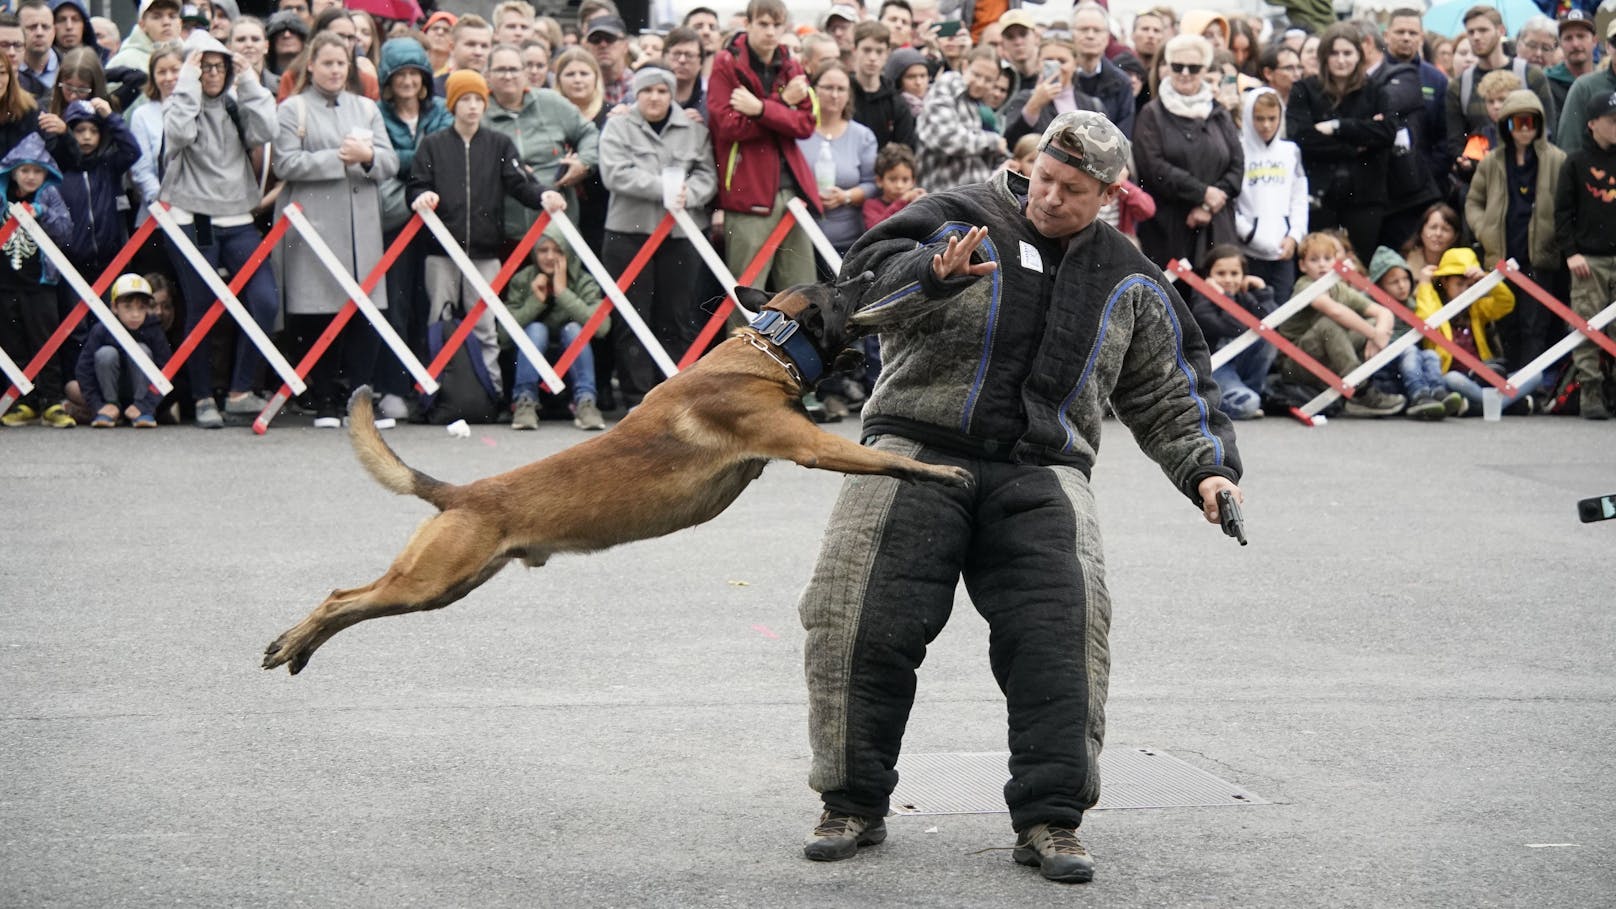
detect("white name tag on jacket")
[1019,240,1043,272]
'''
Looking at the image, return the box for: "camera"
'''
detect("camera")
[1577,494,1616,523]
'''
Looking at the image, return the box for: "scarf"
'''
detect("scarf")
[1159,79,1214,120]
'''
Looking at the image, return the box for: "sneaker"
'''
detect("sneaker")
[41,403,76,428]
[511,396,539,431]
[822,393,852,421]
[1,404,38,427]
[1013,823,1096,884]
[1404,390,1446,421]
[1441,390,1465,417]
[1343,387,1405,418]
[377,393,410,421]
[803,810,886,862]
[195,398,224,429]
[1503,393,1536,417]
[312,399,342,429]
[572,396,605,431]
[1580,385,1611,420]
[224,392,269,415]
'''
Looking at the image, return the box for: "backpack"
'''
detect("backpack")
[1262,380,1345,418]
[1458,58,1530,116]
[419,318,501,424]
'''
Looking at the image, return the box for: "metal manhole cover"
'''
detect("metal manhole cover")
[890,747,1268,815]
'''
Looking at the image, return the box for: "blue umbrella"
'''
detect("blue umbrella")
[1423,0,1550,38]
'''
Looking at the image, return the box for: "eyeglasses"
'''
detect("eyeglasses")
[0,40,23,50]
[1518,39,1556,54]
[1168,62,1205,74]
[199,61,228,73]
[489,66,522,76]
[59,82,93,96]
[425,25,449,35]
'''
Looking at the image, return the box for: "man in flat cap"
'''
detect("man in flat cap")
[798,110,1244,884]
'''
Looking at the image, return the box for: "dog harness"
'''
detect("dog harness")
[746,310,825,386]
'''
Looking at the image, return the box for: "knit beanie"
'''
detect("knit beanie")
[632,65,675,96]
[445,70,489,114]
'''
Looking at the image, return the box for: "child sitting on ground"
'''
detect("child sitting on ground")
[1367,246,1461,420]
[1187,244,1276,420]
[74,274,174,428]
[1415,247,1536,414]
[500,228,608,432]
[0,133,75,428]
[1279,232,1407,417]
[862,142,927,230]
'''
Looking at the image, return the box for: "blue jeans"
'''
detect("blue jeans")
[1211,340,1276,419]
[1397,347,1445,397]
[166,221,281,397]
[512,322,596,403]
[1443,369,1541,413]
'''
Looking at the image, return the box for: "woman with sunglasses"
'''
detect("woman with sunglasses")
[1132,33,1243,269]
[1286,22,1395,262]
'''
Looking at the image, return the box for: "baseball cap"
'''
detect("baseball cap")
[999,9,1037,33]
[137,0,182,17]
[586,15,627,39]
[180,2,209,26]
[1559,8,1596,36]
[823,4,858,27]
[1038,110,1131,185]
[1591,90,1616,119]
[111,274,155,301]
[422,10,456,32]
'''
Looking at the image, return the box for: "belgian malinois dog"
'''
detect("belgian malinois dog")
[263,283,971,674]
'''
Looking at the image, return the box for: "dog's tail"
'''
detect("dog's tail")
[347,387,455,510]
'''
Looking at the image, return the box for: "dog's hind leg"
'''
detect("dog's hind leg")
[263,511,511,675]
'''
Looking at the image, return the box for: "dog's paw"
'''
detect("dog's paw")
[262,631,310,675]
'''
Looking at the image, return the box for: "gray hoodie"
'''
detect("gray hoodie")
[598,106,718,238]
[159,36,276,217]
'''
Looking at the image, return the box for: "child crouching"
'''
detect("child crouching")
[1367,246,1462,419]
[74,274,173,428]
[1187,244,1276,420]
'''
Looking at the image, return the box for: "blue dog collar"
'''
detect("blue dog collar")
[748,310,825,384]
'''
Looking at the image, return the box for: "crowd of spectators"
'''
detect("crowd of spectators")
[2,0,1615,430]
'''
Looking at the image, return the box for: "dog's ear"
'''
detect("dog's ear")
[733,285,773,316]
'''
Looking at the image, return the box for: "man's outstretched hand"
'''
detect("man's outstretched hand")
[931,225,998,281]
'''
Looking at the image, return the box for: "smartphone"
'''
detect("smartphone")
[936,19,962,37]
[1042,60,1060,82]
[1577,494,1616,523]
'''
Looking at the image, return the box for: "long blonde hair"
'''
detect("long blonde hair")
[553,47,603,120]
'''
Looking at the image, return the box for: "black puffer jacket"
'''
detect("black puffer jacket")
[1286,75,1397,208]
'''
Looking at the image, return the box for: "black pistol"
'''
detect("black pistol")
[1217,489,1247,546]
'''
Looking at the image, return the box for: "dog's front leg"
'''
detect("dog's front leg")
[758,421,973,486]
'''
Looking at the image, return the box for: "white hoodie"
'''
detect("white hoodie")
[1234,87,1309,262]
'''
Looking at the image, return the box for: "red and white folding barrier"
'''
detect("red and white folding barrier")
[416,207,564,393]
[550,210,679,379]
[1296,263,1509,419]
[420,209,558,389]
[682,212,799,369]
[786,196,844,275]
[544,212,674,387]
[1204,271,1342,372]
[5,202,172,397]
[147,203,306,396]
[0,339,30,397]
[1167,260,1353,425]
[1495,258,1616,396]
[253,213,429,433]
[0,207,161,415]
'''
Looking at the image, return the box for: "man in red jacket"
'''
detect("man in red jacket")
[706,0,821,292]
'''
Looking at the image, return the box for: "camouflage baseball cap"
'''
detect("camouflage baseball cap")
[1037,111,1131,185]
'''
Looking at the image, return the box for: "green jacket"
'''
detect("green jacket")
[497,244,609,350]
[484,88,600,241]
[1554,65,1616,154]
[1466,91,1565,270]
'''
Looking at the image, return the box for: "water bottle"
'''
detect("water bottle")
[814,140,837,191]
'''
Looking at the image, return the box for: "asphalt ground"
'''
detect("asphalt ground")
[2,411,1612,908]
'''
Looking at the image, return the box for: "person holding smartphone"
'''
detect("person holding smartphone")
[1002,37,1102,147]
